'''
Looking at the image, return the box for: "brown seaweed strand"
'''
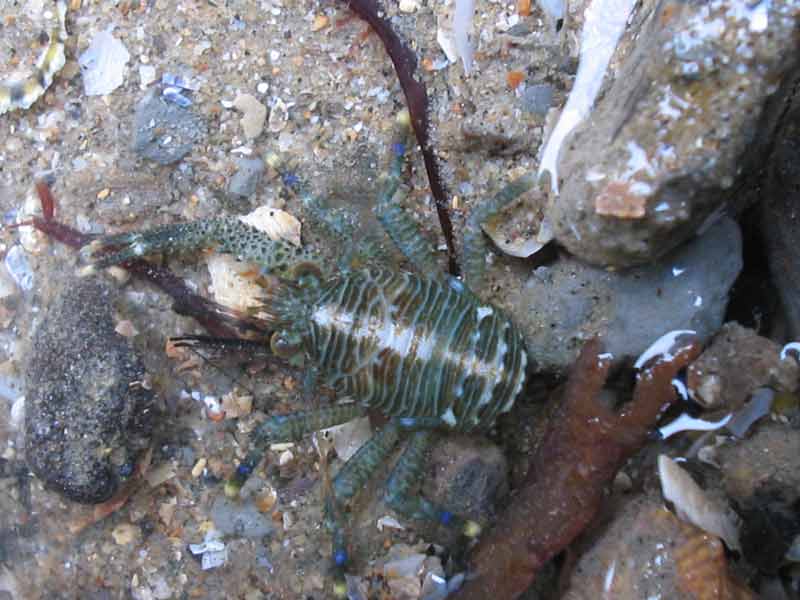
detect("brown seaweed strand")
[341,0,458,275]
[27,182,267,340]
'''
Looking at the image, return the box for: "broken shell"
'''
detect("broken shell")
[320,416,373,462]
[191,458,207,478]
[480,188,551,258]
[268,98,289,133]
[278,449,294,466]
[221,390,253,420]
[114,319,139,338]
[377,515,405,532]
[207,206,302,311]
[658,455,740,551]
[239,207,301,247]
[255,486,278,513]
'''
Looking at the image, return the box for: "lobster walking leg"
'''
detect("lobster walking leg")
[385,431,481,538]
[85,217,313,275]
[374,111,440,278]
[224,404,367,497]
[461,173,537,290]
[325,421,403,597]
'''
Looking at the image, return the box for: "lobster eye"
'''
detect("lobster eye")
[289,261,322,286]
[270,330,302,358]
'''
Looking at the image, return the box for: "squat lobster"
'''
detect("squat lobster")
[84,110,535,596]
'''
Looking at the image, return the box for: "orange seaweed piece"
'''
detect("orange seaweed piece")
[456,335,702,600]
[507,70,525,89]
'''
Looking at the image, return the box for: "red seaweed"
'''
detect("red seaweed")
[339,0,458,275]
[24,181,269,340]
[455,335,702,600]
[35,180,55,221]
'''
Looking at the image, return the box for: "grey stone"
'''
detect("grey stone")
[210,496,275,539]
[423,435,508,523]
[227,157,265,199]
[507,217,742,373]
[132,90,207,165]
[25,276,154,504]
[520,84,553,116]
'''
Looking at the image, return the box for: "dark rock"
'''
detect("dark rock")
[228,157,265,199]
[423,434,508,523]
[25,276,154,504]
[132,90,207,165]
[504,217,742,373]
[687,322,799,410]
[718,422,800,572]
[719,423,800,500]
[761,99,800,338]
[545,0,799,267]
[735,485,800,574]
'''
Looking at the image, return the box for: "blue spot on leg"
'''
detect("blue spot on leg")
[334,549,348,567]
[392,142,406,157]
[439,510,453,526]
[282,172,299,188]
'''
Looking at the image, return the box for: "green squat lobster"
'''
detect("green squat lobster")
[84,110,535,597]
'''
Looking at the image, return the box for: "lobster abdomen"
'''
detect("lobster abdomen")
[307,269,527,432]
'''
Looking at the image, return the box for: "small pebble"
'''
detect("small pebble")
[311,14,329,31]
[114,319,138,338]
[111,523,140,545]
[139,64,157,88]
[191,457,207,478]
[255,487,278,513]
[4,246,34,291]
[520,84,554,116]
[133,90,207,164]
[227,157,265,199]
[278,449,294,466]
[233,93,267,139]
[377,515,405,532]
[399,0,419,12]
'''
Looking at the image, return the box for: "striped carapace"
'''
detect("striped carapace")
[306,268,527,432]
